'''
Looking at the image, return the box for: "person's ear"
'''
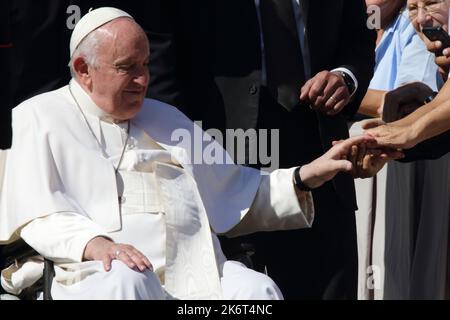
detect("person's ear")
[73,57,92,87]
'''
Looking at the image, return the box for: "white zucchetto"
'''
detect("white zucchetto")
[70,7,132,57]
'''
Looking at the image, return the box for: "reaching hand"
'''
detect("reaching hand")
[298,135,374,189]
[299,71,351,115]
[346,142,404,178]
[361,119,419,149]
[83,236,153,272]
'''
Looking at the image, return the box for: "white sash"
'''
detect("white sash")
[154,162,222,300]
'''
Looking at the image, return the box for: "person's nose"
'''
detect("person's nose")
[133,68,150,88]
[416,7,432,25]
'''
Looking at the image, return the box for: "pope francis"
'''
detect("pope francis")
[0,7,374,300]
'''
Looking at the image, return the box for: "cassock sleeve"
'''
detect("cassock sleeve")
[20,212,110,264]
[225,167,314,237]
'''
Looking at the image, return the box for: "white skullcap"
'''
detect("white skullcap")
[70,7,133,57]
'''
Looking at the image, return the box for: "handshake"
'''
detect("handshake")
[298,135,403,191]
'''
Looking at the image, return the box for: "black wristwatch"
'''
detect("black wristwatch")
[293,166,312,192]
[335,71,356,95]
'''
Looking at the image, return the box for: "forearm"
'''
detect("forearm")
[411,98,450,144]
[401,130,450,161]
[358,89,385,117]
[226,168,314,237]
[20,212,110,263]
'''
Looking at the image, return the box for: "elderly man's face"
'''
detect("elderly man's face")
[407,0,449,33]
[88,19,150,120]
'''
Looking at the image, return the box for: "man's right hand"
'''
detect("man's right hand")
[299,70,351,115]
[426,40,450,78]
[83,236,153,272]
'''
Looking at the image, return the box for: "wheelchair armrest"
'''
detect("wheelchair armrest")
[1,239,54,300]
[2,239,39,267]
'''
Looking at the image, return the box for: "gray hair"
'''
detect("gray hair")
[69,28,104,78]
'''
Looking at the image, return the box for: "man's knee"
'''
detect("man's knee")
[221,261,283,300]
[109,260,165,299]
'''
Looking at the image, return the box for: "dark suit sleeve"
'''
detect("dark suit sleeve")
[335,0,376,118]
[400,130,450,162]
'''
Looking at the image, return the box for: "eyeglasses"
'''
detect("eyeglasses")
[408,0,448,19]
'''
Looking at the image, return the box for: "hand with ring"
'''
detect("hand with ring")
[84,236,153,272]
[299,70,351,115]
[328,95,337,104]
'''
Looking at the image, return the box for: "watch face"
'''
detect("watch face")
[341,72,355,94]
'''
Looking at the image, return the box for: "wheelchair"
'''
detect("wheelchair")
[0,240,257,300]
[0,239,55,300]
[0,149,257,300]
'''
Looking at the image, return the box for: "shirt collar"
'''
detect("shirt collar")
[69,79,121,124]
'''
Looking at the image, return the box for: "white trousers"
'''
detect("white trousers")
[50,260,283,300]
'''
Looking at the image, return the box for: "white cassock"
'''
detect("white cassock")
[0,80,314,300]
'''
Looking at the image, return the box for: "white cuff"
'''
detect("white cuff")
[20,212,110,263]
[331,67,359,98]
[226,168,315,237]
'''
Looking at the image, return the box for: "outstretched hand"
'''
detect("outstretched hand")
[361,119,419,149]
[299,135,374,189]
[342,141,404,178]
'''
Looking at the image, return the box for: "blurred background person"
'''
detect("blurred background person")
[359,0,442,118]
[365,0,450,153]
[360,0,450,299]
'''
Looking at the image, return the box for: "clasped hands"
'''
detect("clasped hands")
[334,136,404,179]
[298,135,403,192]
